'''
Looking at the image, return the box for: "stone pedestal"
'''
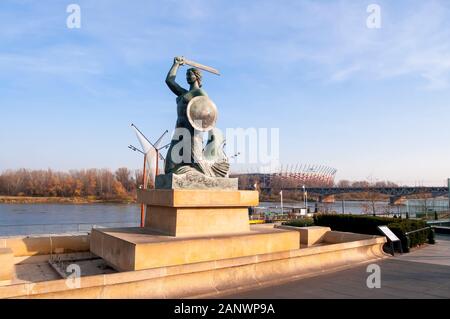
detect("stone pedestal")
[139,189,256,236]
[90,189,300,272]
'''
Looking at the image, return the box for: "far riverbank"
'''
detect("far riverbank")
[0,196,135,204]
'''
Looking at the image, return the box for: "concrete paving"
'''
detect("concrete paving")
[223,235,450,299]
[11,253,116,284]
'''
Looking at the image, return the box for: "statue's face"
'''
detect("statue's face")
[186,70,197,84]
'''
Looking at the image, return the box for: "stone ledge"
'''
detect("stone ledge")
[0,235,90,257]
[137,189,259,207]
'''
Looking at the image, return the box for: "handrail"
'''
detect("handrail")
[404,226,435,251]
[405,226,433,236]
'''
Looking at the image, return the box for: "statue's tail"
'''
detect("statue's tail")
[211,160,230,177]
[202,128,230,178]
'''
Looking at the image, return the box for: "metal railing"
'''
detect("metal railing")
[404,226,435,250]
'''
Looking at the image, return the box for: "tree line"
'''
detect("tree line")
[0,168,400,200]
[0,168,144,199]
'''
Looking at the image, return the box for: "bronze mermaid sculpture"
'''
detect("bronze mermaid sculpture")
[164,56,229,178]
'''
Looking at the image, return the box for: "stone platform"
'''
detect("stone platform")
[0,229,388,298]
[90,188,300,271]
[90,225,300,271]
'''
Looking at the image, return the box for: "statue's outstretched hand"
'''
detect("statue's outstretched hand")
[174,56,185,65]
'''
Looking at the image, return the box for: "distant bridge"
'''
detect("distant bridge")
[286,186,448,197]
[259,186,449,203]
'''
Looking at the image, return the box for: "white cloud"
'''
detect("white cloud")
[0,47,102,76]
[217,0,450,89]
[330,65,361,82]
[2,0,450,90]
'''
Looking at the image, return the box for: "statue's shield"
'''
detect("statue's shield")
[187,96,218,132]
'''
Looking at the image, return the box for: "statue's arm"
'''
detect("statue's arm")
[165,57,188,96]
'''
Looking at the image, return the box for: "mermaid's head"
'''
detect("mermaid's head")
[186,68,202,87]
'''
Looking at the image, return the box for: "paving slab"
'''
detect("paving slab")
[222,235,450,299]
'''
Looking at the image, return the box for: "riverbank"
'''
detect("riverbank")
[0,196,135,204]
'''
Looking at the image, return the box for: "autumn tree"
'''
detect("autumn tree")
[112,179,128,198]
[115,168,134,193]
[0,168,138,199]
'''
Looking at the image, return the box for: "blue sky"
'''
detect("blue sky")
[1,0,450,185]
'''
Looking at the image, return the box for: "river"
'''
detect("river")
[0,198,448,236]
[0,203,140,236]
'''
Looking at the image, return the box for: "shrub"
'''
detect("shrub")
[313,214,393,235]
[314,214,434,252]
[282,218,315,227]
[388,219,435,252]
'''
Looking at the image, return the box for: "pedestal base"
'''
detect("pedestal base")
[137,189,258,237]
[90,226,300,272]
[144,206,251,236]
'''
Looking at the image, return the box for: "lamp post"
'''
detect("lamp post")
[406,199,410,219]
[448,178,450,210]
[280,190,283,215]
[141,153,148,227]
[302,185,306,209]
[128,145,147,228]
[305,190,308,213]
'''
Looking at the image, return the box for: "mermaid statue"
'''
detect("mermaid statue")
[163,56,230,182]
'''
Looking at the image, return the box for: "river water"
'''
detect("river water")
[0,198,448,236]
[0,203,140,236]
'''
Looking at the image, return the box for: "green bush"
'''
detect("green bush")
[282,218,315,227]
[314,214,434,252]
[388,219,435,252]
[313,214,393,235]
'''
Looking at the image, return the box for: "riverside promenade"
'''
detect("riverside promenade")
[224,235,450,299]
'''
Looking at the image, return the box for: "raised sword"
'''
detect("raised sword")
[181,57,221,76]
